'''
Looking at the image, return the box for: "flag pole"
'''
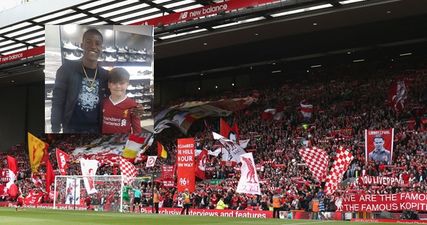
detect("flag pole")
[151,171,155,213]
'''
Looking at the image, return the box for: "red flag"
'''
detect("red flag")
[45,160,55,194]
[195,149,208,179]
[7,156,18,175]
[220,118,239,142]
[389,80,408,112]
[56,148,70,175]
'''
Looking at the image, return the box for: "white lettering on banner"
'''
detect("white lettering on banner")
[359,176,404,186]
[341,193,427,212]
[179,3,228,21]
[368,130,391,135]
[178,144,194,148]
[1,53,23,62]
[140,207,272,218]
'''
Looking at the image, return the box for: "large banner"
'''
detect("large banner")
[80,159,99,195]
[140,207,273,218]
[365,129,394,164]
[176,138,195,192]
[65,178,81,204]
[236,153,261,195]
[339,193,427,212]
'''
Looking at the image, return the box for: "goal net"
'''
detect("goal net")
[53,175,156,212]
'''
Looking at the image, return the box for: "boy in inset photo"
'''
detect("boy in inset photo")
[102,67,141,134]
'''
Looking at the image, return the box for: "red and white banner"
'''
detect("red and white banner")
[389,80,408,112]
[0,46,44,65]
[145,156,157,168]
[80,159,99,194]
[324,147,353,195]
[298,147,329,182]
[339,193,427,212]
[358,175,404,186]
[236,153,261,195]
[24,190,44,205]
[176,138,195,192]
[365,129,394,164]
[6,156,18,189]
[56,148,70,175]
[195,149,208,179]
[140,207,273,218]
[300,101,313,119]
[135,0,279,27]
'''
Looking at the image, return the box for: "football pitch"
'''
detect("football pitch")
[0,208,393,225]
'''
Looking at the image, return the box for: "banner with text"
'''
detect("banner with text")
[365,129,394,164]
[176,138,195,192]
[358,175,404,186]
[339,192,427,212]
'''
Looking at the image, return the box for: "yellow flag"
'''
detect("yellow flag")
[28,132,47,173]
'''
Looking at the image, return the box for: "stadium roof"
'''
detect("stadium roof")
[0,0,426,84]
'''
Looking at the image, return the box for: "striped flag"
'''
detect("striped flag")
[122,134,145,161]
[324,147,354,195]
[298,147,329,182]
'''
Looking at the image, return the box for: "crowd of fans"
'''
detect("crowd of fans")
[0,58,426,215]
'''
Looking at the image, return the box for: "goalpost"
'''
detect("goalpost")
[53,175,156,213]
[53,175,124,212]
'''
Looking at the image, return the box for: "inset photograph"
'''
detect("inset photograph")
[44,25,154,134]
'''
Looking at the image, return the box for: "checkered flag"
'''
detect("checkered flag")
[298,147,329,182]
[324,147,354,195]
[120,157,137,184]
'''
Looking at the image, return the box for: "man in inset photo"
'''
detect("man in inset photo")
[51,28,109,133]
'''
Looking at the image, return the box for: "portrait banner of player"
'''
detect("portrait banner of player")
[44,25,154,134]
[365,128,394,164]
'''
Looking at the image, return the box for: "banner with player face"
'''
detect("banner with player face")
[176,138,195,192]
[65,178,81,205]
[236,153,261,195]
[365,129,394,164]
[80,159,99,195]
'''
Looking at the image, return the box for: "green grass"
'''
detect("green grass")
[0,208,397,225]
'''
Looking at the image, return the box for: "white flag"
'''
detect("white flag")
[145,156,157,168]
[212,132,246,163]
[236,153,261,195]
[80,159,99,195]
[65,178,80,205]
